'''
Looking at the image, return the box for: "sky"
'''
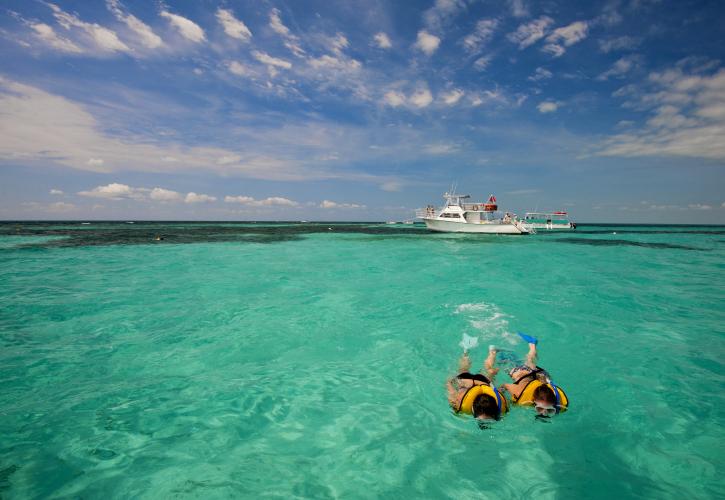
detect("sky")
[0,0,724,223]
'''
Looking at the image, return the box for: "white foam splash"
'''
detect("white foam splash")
[455,301,517,345]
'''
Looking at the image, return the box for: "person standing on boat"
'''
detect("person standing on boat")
[446,346,508,421]
[499,334,569,418]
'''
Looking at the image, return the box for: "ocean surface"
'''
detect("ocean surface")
[1,221,723,499]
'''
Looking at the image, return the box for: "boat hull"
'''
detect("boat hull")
[523,222,574,231]
[423,218,527,234]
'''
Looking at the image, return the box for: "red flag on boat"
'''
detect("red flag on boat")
[488,195,496,203]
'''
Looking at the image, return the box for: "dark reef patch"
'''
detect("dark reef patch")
[554,237,703,251]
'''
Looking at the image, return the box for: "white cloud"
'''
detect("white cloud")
[599,36,640,53]
[29,23,82,53]
[87,158,104,167]
[507,16,553,49]
[269,8,305,57]
[424,143,458,154]
[543,21,588,57]
[473,55,492,71]
[441,89,464,105]
[149,187,182,202]
[422,0,467,32]
[373,32,392,49]
[224,195,298,207]
[78,183,145,200]
[227,61,248,76]
[528,67,553,81]
[50,189,64,195]
[185,192,216,204]
[414,31,441,55]
[409,87,433,108]
[508,0,529,18]
[597,55,640,80]
[216,8,252,41]
[48,3,131,53]
[462,19,498,54]
[320,200,365,209]
[383,90,406,107]
[688,203,712,210]
[537,101,559,113]
[107,0,163,49]
[598,66,725,160]
[160,10,205,43]
[253,50,292,69]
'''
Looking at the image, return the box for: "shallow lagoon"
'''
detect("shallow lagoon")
[1,222,723,498]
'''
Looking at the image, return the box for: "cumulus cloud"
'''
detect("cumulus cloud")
[537,101,559,113]
[50,189,64,195]
[507,16,553,49]
[160,10,205,43]
[224,195,298,207]
[373,32,392,49]
[29,22,82,53]
[528,67,553,81]
[107,0,162,49]
[597,65,725,160]
[441,89,464,105]
[383,90,406,107]
[48,3,131,53]
[185,192,216,204]
[688,203,712,210]
[409,87,433,108]
[462,19,498,54]
[216,8,252,41]
[78,183,146,200]
[149,187,182,202]
[320,200,365,209]
[227,60,248,76]
[414,31,441,55]
[543,21,588,57]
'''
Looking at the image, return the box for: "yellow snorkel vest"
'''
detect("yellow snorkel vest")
[514,380,569,412]
[458,384,509,416]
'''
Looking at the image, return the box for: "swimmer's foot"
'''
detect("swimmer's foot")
[518,332,538,345]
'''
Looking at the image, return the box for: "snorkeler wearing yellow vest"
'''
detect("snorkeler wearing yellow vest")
[446,344,508,421]
[499,333,569,417]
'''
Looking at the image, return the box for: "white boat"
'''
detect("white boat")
[416,193,530,234]
[522,211,576,230]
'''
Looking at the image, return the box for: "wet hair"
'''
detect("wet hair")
[533,385,557,405]
[471,394,500,420]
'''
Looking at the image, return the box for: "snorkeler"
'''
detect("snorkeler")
[446,345,508,421]
[499,333,569,417]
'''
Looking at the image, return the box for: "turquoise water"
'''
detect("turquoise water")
[1,222,723,499]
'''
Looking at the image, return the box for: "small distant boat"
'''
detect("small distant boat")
[126,221,135,224]
[522,211,576,231]
[81,222,90,225]
[416,192,529,234]
[386,221,397,225]
[403,220,415,225]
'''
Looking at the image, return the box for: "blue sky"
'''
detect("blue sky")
[1,0,723,222]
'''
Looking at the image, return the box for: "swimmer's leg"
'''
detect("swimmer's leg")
[525,342,538,369]
[483,346,499,380]
[458,351,472,373]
